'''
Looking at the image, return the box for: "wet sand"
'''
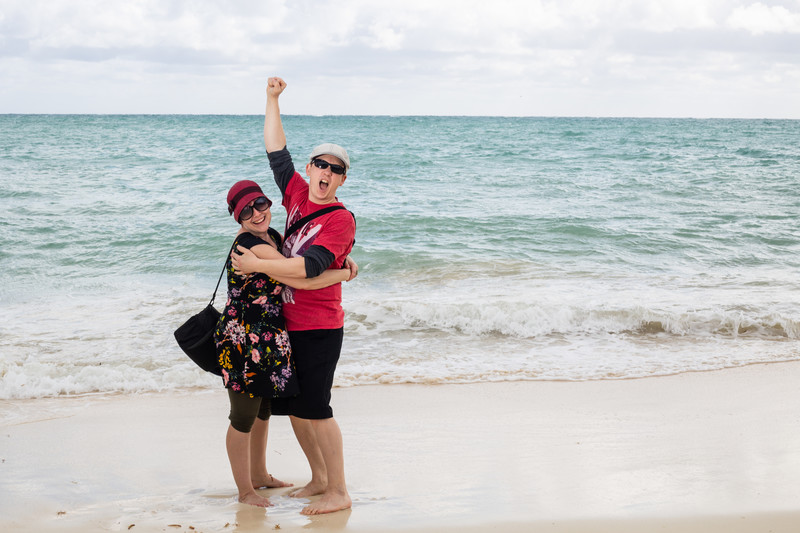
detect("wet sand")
[2,361,800,532]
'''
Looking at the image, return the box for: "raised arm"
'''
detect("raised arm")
[264,77,287,153]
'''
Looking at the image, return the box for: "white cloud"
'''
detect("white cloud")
[4,0,289,61]
[726,2,800,34]
[364,24,405,50]
[1,0,799,117]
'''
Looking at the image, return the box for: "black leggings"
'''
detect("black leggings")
[227,389,271,433]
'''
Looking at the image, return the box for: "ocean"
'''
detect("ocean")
[1,114,798,399]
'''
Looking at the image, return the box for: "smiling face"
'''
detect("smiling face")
[240,197,271,237]
[306,154,347,204]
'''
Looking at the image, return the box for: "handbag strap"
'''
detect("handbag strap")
[209,239,239,306]
[284,205,348,242]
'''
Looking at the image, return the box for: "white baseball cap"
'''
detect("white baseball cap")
[309,143,350,171]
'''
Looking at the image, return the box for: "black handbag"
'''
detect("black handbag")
[173,242,236,376]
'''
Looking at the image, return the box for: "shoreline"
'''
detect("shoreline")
[5,355,800,403]
[2,361,800,532]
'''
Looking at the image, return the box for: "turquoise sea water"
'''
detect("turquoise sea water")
[1,115,798,398]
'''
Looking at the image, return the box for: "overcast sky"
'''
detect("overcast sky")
[2,0,799,117]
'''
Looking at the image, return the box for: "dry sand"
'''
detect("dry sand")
[2,361,800,532]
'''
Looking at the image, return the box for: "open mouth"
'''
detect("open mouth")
[319,179,330,192]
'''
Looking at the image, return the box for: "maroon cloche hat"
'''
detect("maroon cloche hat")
[227,180,266,222]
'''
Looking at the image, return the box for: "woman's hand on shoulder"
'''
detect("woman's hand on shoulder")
[231,245,260,275]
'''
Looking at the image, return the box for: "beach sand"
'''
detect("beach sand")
[2,361,800,532]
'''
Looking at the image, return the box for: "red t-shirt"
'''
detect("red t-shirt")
[280,172,355,331]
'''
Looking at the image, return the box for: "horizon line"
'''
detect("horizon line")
[2,112,798,120]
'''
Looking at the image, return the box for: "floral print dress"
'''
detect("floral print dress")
[213,229,299,399]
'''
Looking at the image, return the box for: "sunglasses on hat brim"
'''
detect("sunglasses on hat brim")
[237,196,272,222]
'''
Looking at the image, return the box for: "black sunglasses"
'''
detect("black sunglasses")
[238,196,272,222]
[311,158,346,175]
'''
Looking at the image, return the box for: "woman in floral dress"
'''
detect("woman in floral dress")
[215,180,352,508]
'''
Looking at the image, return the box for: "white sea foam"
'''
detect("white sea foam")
[0,284,219,399]
[345,267,799,340]
[1,274,796,399]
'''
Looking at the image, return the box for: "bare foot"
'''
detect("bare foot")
[239,492,272,507]
[301,490,352,515]
[290,481,326,499]
[252,474,293,489]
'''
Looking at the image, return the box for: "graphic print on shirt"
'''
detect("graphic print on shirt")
[281,204,323,305]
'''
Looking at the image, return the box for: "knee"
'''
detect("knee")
[229,412,256,433]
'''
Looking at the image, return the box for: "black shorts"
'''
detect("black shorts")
[227,388,271,433]
[272,328,343,420]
